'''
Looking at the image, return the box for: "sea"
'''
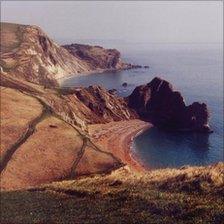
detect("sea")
[61,42,223,169]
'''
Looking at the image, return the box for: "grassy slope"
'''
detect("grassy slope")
[0,75,122,191]
[1,165,223,224]
[0,87,43,155]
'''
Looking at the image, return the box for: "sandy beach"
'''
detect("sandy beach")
[88,119,152,172]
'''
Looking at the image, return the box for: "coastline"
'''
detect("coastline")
[57,66,146,86]
[128,125,153,171]
[57,67,125,85]
[88,119,152,172]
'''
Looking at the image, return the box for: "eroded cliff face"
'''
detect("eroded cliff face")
[0,23,130,87]
[1,23,89,86]
[128,77,211,132]
[62,85,137,122]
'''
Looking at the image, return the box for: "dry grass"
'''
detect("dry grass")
[48,162,224,196]
[0,87,43,155]
[1,163,223,224]
[74,142,120,176]
[0,74,124,191]
[0,116,84,191]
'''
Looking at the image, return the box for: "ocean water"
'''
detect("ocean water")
[62,42,223,169]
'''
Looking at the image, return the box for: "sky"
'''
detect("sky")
[1,1,223,44]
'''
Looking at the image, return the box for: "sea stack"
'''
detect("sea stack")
[128,77,212,133]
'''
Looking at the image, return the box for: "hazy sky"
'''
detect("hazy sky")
[1,1,223,43]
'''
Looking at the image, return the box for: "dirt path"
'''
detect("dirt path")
[70,137,88,177]
[0,100,50,173]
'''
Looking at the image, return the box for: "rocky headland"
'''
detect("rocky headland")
[128,77,212,133]
[63,43,136,71]
[1,22,223,223]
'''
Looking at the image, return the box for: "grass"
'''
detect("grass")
[0,87,43,156]
[1,165,224,224]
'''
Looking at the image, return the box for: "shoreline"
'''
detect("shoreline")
[128,125,152,171]
[57,67,121,84]
[57,66,147,86]
[88,119,152,172]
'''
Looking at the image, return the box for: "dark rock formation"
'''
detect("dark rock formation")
[131,65,142,69]
[125,64,142,70]
[128,77,211,133]
[108,89,117,95]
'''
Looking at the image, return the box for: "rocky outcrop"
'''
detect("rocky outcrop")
[63,43,132,70]
[128,77,211,132]
[61,85,137,122]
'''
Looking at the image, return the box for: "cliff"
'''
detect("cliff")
[63,43,132,70]
[0,22,131,87]
[128,77,211,132]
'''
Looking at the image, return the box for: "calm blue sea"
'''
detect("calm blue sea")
[62,42,223,169]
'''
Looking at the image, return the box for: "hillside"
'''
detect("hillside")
[0,22,131,87]
[1,163,223,223]
[0,72,140,190]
